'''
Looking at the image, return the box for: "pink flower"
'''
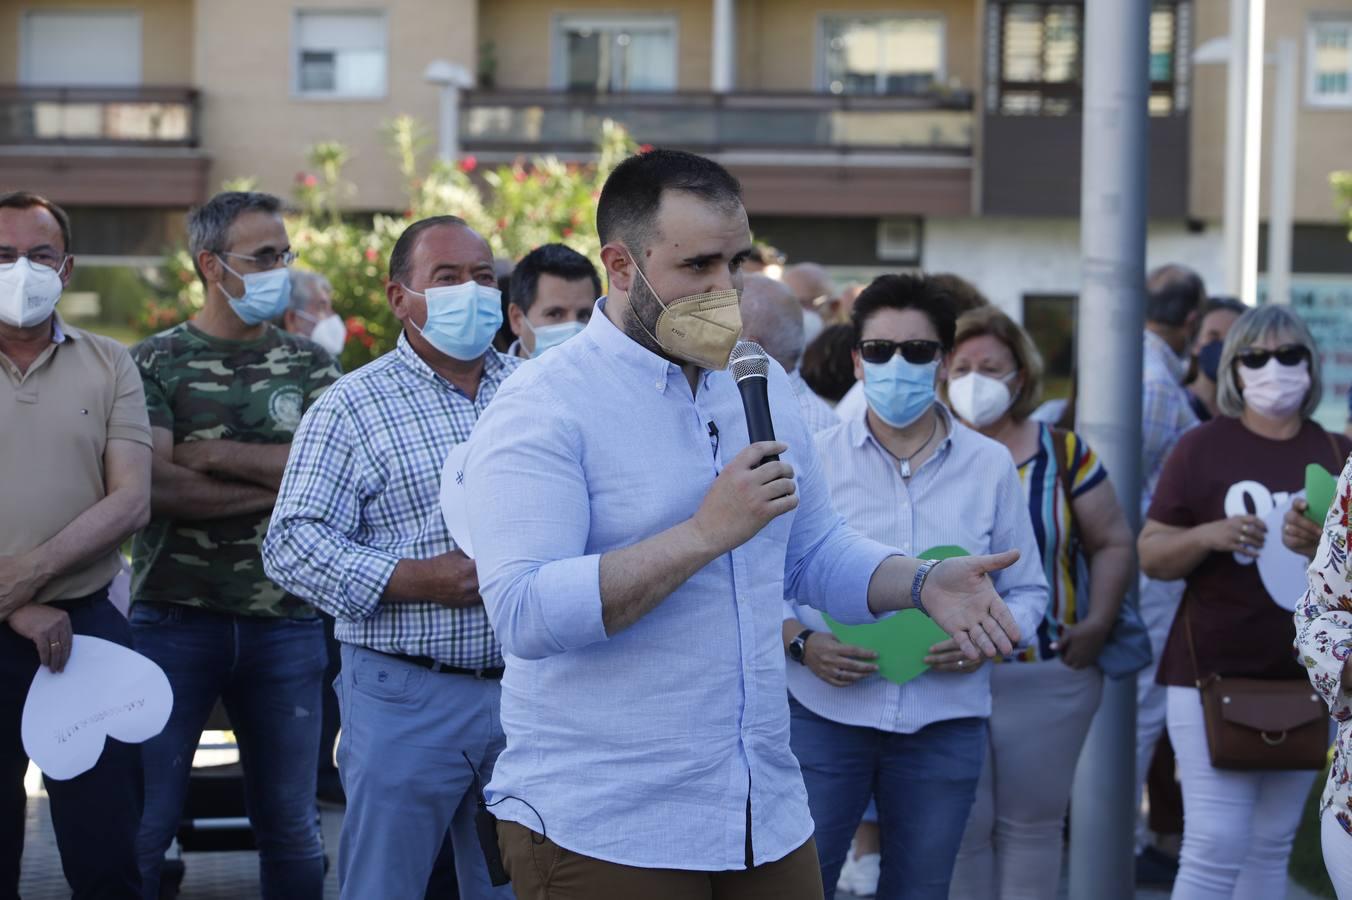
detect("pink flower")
[458,155,478,173]
[364,247,379,263]
[639,144,654,154]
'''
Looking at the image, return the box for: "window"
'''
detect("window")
[1022,294,1077,400]
[21,11,142,86]
[988,1,1187,116]
[1307,18,1352,107]
[294,11,387,99]
[553,15,677,92]
[820,16,945,95]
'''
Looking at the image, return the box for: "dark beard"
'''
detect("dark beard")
[620,265,672,360]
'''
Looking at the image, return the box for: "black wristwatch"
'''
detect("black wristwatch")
[788,629,814,665]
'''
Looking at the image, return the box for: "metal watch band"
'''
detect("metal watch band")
[911,559,941,618]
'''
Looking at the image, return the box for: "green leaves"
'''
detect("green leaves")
[153,116,638,371]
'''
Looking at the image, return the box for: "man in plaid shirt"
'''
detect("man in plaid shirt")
[1134,263,1205,884]
[264,215,519,900]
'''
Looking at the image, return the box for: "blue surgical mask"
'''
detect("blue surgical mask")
[862,356,938,428]
[406,280,503,361]
[1196,339,1224,382]
[218,257,291,325]
[523,319,584,357]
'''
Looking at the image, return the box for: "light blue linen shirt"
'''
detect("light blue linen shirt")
[464,300,898,871]
[786,405,1047,733]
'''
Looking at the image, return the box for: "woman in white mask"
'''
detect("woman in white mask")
[1139,305,1351,900]
[945,307,1136,900]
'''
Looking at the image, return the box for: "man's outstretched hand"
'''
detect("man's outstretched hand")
[920,550,1022,660]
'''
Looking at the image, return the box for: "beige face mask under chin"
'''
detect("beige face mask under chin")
[627,255,742,370]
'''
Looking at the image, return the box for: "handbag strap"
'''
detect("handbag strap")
[1182,591,1211,689]
[1050,427,1075,499]
[1325,429,1345,473]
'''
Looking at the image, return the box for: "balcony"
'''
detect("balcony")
[0,86,210,208]
[461,89,977,217]
[462,89,974,155]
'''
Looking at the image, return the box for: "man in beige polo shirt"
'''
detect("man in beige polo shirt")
[0,191,152,899]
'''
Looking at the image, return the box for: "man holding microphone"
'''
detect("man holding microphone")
[465,149,1022,898]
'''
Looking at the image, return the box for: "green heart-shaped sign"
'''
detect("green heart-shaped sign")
[822,546,968,686]
[1306,464,1338,525]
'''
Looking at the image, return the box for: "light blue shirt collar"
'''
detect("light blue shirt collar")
[586,297,714,396]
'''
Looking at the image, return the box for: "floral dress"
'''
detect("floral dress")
[1296,454,1352,836]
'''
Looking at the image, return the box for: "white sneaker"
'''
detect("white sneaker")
[837,852,880,898]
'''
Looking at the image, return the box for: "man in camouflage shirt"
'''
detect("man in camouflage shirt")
[129,192,339,900]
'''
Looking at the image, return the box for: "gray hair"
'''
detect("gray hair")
[288,270,330,313]
[187,191,284,279]
[739,275,805,371]
[1216,305,1322,419]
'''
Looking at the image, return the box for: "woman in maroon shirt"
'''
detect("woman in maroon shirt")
[1138,305,1350,900]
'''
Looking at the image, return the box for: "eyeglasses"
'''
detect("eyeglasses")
[222,249,297,270]
[857,339,944,366]
[0,249,66,271]
[1234,344,1310,369]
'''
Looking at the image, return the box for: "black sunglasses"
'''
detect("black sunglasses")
[857,339,944,366]
[1234,344,1311,370]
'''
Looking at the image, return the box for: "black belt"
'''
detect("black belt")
[377,650,504,679]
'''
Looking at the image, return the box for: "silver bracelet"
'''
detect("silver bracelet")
[911,559,941,617]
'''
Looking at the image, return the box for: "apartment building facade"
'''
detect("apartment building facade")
[2,0,1349,376]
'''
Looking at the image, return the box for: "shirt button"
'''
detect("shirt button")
[655,381,663,390]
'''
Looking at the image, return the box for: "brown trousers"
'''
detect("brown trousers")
[497,820,825,900]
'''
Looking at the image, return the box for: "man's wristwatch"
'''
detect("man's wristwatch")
[788,629,814,665]
[911,559,943,618]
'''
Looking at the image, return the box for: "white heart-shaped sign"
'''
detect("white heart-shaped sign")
[1256,492,1310,612]
[439,440,474,558]
[22,636,173,781]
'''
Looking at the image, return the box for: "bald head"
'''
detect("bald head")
[739,275,806,371]
[782,262,835,310]
[1146,264,1206,327]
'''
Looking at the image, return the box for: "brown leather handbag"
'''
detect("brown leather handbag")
[1185,601,1328,770]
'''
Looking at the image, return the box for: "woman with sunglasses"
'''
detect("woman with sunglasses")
[1139,305,1351,900]
[941,307,1136,900]
[782,274,1046,900]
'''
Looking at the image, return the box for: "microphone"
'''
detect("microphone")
[729,341,779,464]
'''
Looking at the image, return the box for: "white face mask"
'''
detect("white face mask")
[1241,357,1310,419]
[802,308,825,345]
[297,310,347,357]
[522,319,584,358]
[0,257,64,328]
[948,371,1018,428]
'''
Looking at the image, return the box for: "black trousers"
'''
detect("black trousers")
[1,590,143,900]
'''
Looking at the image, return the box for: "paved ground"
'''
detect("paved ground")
[15,764,1324,900]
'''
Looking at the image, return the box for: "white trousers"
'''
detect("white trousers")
[1166,686,1319,900]
[1325,810,1352,900]
[949,660,1103,900]
[1135,574,1185,851]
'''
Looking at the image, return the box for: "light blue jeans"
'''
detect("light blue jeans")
[336,645,513,900]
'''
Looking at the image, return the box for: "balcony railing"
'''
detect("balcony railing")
[0,86,200,148]
[461,89,974,156]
